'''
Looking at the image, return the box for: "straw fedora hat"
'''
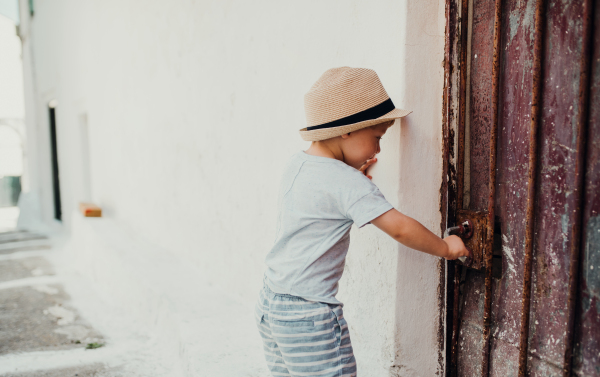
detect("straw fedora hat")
[299,67,411,141]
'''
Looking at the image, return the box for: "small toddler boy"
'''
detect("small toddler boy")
[255,67,468,376]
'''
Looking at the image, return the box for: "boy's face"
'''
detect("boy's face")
[340,121,392,169]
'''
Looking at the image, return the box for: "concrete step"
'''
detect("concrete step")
[0,250,120,377]
[0,233,52,254]
[0,231,47,244]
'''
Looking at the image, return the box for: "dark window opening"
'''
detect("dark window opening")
[48,104,61,221]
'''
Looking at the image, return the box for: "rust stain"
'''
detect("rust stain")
[437,258,447,376]
[456,0,498,374]
[442,0,461,374]
[533,251,550,298]
[481,0,504,374]
[456,210,489,270]
[457,0,470,212]
[441,0,459,236]
[468,0,495,214]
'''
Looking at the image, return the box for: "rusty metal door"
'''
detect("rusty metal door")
[442,0,600,375]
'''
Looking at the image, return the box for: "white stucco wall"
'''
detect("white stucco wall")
[19,0,447,375]
[0,14,24,120]
[0,14,26,178]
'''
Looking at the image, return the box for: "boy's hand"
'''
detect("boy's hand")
[443,235,469,260]
[358,158,377,180]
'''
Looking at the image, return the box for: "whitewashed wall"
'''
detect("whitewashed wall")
[19,0,447,375]
[0,15,24,120]
[0,14,25,178]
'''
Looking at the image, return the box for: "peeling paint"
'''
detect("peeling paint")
[502,234,517,277]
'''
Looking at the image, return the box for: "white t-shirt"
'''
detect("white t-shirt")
[264,151,394,305]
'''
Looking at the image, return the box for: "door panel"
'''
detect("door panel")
[468,0,495,213]
[444,0,600,375]
[488,0,535,375]
[527,1,586,375]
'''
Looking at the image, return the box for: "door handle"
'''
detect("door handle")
[444,219,475,266]
[445,219,474,239]
[458,248,474,267]
[448,210,491,270]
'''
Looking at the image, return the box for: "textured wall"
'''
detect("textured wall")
[20,0,446,375]
[0,15,24,119]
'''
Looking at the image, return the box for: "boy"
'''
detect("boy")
[255,67,468,376]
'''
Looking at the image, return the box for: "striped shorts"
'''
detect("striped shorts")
[255,283,357,376]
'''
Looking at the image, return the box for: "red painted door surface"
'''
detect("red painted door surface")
[444,0,600,375]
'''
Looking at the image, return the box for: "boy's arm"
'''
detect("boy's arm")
[370,209,468,260]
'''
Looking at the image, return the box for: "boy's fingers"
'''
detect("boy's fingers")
[359,158,377,172]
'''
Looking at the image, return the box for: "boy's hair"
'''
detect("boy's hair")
[372,120,395,128]
[361,120,394,132]
[342,120,394,137]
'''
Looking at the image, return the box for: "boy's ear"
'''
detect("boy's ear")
[341,133,351,139]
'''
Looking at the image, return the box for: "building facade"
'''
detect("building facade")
[17,0,448,375]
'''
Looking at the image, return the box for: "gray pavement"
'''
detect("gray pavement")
[2,364,123,377]
[0,256,54,282]
[0,230,121,377]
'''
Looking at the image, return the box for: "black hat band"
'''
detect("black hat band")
[306,98,395,131]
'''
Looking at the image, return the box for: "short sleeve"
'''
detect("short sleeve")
[346,188,394,228]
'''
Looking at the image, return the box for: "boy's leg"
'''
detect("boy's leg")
[256,288,291,376]
[257,316,291,376]
[268,301,357,377]
[330,305,357,377]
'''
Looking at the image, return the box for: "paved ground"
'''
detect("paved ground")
[0,227,270,376]
[3,364,125,377]
[0,230,125,377]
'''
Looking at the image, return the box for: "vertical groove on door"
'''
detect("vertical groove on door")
[563,0,595,374]
[442,0,462,373]
[449,0,470,374]
[517,0,547,374]
[481,0,503,374]
[457,0,469,212]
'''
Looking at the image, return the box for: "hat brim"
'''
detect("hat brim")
[299,108,412,141]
